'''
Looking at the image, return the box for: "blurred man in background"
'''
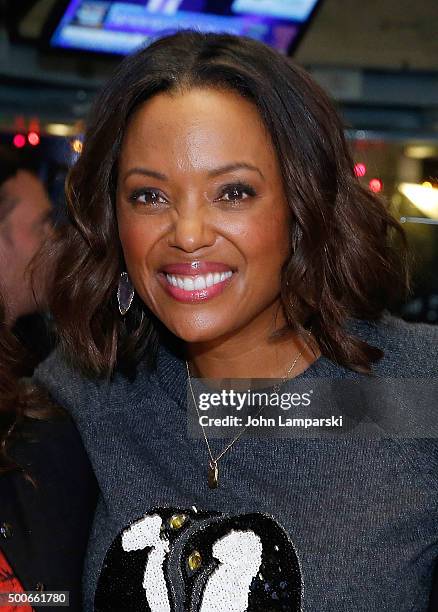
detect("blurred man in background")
[0,147,54,367]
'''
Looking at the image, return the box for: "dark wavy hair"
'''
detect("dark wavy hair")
[47,30,410,377]
[0,295,62,477]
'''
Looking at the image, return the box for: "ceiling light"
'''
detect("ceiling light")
[404,145,437,160]
[45,123,76,137]
[398,183,438,219]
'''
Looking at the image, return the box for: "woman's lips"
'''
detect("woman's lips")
[158,262,235,303]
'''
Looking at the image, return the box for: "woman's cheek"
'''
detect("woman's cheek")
[118,215,158,264]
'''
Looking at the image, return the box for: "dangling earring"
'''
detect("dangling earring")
[117,272,134,315]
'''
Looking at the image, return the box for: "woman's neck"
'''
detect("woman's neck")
[186,314,320,380]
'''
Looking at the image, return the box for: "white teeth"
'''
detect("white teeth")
[194,276,206,290]
[184,277,194,291]
[165,270,233,291]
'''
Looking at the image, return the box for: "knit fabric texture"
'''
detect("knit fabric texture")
[33,313,438,611]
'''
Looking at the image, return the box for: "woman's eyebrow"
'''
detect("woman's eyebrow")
[123,168,167,182]
[208,163,264,180]
[123,162,264,183]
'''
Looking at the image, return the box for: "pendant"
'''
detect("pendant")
[208,460,219,489]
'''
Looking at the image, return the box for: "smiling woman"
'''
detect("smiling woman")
[32,30,438,612]
[46,30,409,379]
[116,88,292,352]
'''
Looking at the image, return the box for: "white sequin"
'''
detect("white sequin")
[122,514,171,612]
[200,529,263,612]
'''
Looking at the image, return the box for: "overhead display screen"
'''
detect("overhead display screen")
[48,0,321,55]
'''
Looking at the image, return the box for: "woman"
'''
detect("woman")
[33,31,438,611]
[0,290,98,610]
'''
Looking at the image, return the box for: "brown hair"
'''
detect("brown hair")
[0,296,62,477]
[46,30,410,378]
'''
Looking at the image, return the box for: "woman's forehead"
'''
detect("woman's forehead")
[119,88,278,178]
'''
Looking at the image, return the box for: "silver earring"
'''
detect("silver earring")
[117,272,134,315]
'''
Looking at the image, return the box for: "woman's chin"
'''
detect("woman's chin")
[164,321,231,345]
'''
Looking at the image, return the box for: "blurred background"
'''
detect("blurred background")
[1,0,437,330]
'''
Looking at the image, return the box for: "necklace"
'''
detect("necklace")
[186,328,313,489]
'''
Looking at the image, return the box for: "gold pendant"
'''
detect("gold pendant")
[208,460,218,489]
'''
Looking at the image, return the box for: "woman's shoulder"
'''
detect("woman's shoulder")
[32,346,159,417]
[32,347,112,418]
[347,311,438,377]
[32,345,96,391]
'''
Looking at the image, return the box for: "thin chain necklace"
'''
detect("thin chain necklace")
[186,328,312,489]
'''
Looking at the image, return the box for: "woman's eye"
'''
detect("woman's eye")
[216,183,256,204]
[129,190,167,207]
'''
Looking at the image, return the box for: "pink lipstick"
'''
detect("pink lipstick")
[159,261,235,303]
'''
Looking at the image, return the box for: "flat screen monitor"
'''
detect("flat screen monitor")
[47,0,322,56]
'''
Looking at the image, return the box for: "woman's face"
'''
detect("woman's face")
[116,87,291,343]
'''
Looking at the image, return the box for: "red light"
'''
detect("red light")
[354,162,366,178]
[369,178,383,193]
[13,134,26,148]
[27,131,40,146]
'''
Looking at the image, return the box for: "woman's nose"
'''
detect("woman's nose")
[167,207,216,253]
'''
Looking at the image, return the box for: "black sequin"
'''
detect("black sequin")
[94,508,302,612]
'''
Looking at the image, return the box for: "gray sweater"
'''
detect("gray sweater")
[34,313,438,611]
